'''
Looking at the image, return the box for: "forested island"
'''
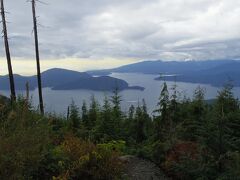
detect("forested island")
[0,82,240,179]
[0,68,144,91]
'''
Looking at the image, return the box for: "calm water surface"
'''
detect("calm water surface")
[1,73,240,116]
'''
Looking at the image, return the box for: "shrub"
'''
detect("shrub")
[0,102,51,179]
[55,135,123,179]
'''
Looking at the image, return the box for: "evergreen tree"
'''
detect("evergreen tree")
[154,82,170,139]
[128,105,135,121]
[88,95,99,130]
[68,101,80,132]
[111,87,122,119]
[141,99,152,138]
[124,105,135,140]
[193,86,206,118]
[94,96,114,141]
[170,79,178,114]
[211,83,240,173]
[169,79,180,124]
[135,105,146,143]
[182,86,207,141]
[157,82,170,122]
[110,88,122,138]
[81,100,88,128]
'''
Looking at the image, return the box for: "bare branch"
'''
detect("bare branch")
[36,0,48,5]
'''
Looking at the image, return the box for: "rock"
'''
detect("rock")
[0,95,10,104]
[120,155,169,180]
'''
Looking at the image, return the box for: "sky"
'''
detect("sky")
[1,0,240,75]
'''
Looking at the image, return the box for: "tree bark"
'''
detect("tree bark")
[31,0,44,114]
[1,0,16,102]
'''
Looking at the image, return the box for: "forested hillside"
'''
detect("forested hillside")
[0,82,240,179]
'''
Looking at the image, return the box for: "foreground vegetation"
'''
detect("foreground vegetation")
[0,82,240,179]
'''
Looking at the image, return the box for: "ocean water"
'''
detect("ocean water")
[1,73,240,116]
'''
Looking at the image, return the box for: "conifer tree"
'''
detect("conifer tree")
[124,105,135,139]
[154,82,170,139]
[184,86,207,141]
[95,96,114,141]
[88,95,99,130]
[110,87,122,138]
[135,105,146,143]
[111,87,122,119]
[102,96,114,135]
[68,101,80,132]
[141,99,152,137]
[213,83,240,173]
[81,100,88,127]
[158,82,170,122]
[128,105,135,121]
[169,79,179,123]
[170,77,178,111]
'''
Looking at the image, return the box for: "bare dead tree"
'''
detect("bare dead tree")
[31,0,44,114]
[1,0,16,102]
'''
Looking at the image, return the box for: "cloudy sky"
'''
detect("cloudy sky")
[1,0,240,75]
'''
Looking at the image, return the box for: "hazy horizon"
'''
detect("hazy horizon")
[0,58,240,76]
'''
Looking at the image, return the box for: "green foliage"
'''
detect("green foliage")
[1,81,240,179]
[68,100,80,132]
[219,151,240,179]
[98,140,126,153]
[154,82,171,140]
[81,100,88,127]
[88,95,99,130]
[111,87,122,119]
[55,135,123,179]
[94,96,115,141]
[0,99,50,179]
[0,98,123,180]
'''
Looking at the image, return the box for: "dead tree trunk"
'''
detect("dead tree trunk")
[1,0,16,102]
[31,0,44,114]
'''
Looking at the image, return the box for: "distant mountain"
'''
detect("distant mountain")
[114,60,236,74]
[89,60,240,87]
[155,61,240,86]
[0,68,144,91]
[89,60,233,75]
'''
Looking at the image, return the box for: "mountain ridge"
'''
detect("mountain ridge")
[88,60,240,87]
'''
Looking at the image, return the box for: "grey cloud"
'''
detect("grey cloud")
[0,0,240,61]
